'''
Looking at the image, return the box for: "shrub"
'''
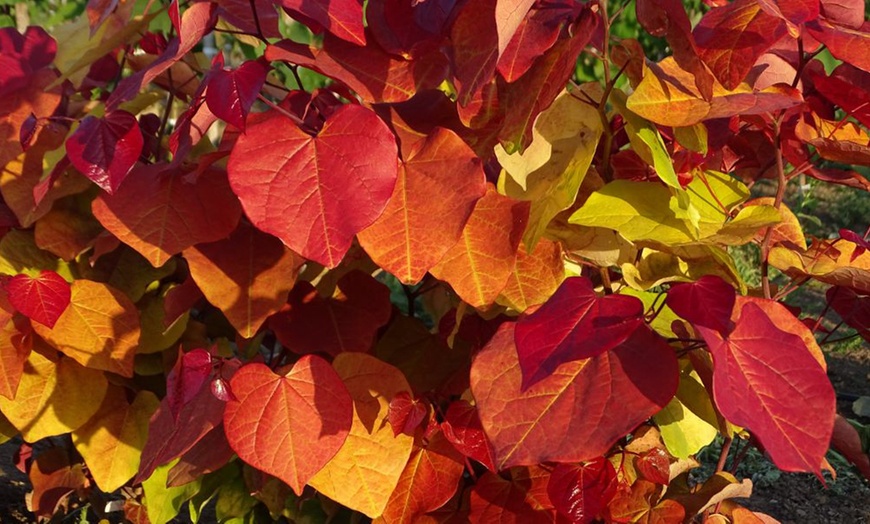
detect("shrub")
[0,0,868,522]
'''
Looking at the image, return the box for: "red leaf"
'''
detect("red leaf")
[266,37,447,104]
[451,0,537,104]
[469,466,558,522]
[279,0,365,45]
[223,358,353,495]
[269,270,392,356]
[91,164,242,268]
[514,277,645,390]
[498,8,597,151]
[806,20,870,73]
[206,59,268,131]
[497,5,569,83]
[66,110,143,194]
[830,414,870,480]
[696,300,835,474]
[367,0,440,56]
[4,270,70,328]
[136,359,240,484]
[165,348,213,420]
[388,391,429,437]
[694,0,787,90]
[819,0,864,28]
[827,287,870,342]
[214,0,281,38]
[635,447,671,485]
[107,2,216,108]
[547,458,618,524]
[666,275,736,335]
[472,323,678,469]
[807,63,870,129]
[228,105,398,267]
[442,399,497,471]
[0,26,56,98]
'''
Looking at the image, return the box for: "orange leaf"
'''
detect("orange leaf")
[769,238,870,293]
[223,358,353,495]
[746,197,806,250]
[430,187,529,308]
[471,323,678,469]
[91,164,242,268]
[375,428,466,524]
[499,237,565,312]
[469,465,557,523]
[28,447,86,518]
[0,348,107,441]
[626,57,803,127]
[72,387,159,492]
[309,353,416,518]
[184,222,301,338]
[32,279,140,377]
[358,127,487,284]
[0,290,30,399]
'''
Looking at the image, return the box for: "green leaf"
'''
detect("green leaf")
[654,367,719,459]
[143,460,202,524]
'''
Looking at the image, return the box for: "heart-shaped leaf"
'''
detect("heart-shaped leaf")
[228,104,398,267]
[66,110,143,194]
[4,270,70,328]
[223,358,353,495]
[547,458,618,524]
[472,323,678,469]
[205,59,268,131]
[514,277,645,390]
[666,274,736,335]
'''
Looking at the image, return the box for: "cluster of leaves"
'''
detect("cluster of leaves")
[0,0,868,522]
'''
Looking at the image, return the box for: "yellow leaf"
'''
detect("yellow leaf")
[497,87,603,246]
[770,239,870,293]
[73,387,159,492]
[33,280,141,377]
[654,367,719,459]
[0,349,107,442]
[309,353,415,518]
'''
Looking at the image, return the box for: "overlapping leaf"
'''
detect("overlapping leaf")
[696,299,835,473]
[430,187,529,308]
[92,164,242,268]
[269,270,392,356]
[279,0,365,45]
[32,279,140,377]
[770,238,870,293]
[184,222,301,339]
[65,110,143,194]
[469,465,557,522]
[358,127,487,284]
[224,358,353,495]
[514,277,645,389]
[627,58,803,127]
[0,349,107,442]
[309,353,415,518]
[694,0,787,90]
[228,105,398,267]
[471,323,678,469]
[266,37,447,104]
[375,428,465,523]
[72,387,159,492]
